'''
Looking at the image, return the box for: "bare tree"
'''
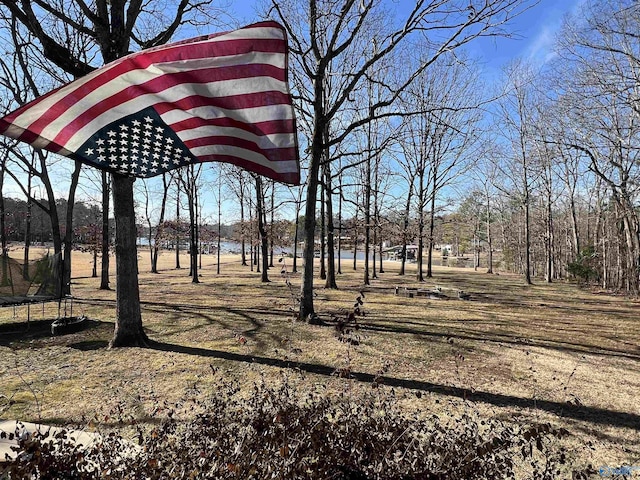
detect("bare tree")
[270,0,535,320]
[399,51,483,280]
[493,60,542,285]
[224,166,252,267]
[139,173,171,273]
[180,163,203,283]
[555,0,640,292]
[472,155,500,274]
[532,116,561,283]
[286,182,305,273]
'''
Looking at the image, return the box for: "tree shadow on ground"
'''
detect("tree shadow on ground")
[147,339,640,431]
[69,339,109,350]
[351,320,640,361]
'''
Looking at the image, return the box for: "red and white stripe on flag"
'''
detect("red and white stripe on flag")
[0,21,300,185]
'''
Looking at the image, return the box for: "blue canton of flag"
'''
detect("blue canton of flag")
[79,107,196,177]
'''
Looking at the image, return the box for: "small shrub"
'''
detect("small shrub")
[567,247,599,284]
[3,372,570,479]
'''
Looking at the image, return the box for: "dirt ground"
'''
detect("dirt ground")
[1,246,639,477]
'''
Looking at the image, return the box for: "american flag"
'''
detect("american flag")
[0,21,300,185]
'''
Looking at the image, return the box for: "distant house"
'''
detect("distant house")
[434,244,453,255]
[383,245,418,262]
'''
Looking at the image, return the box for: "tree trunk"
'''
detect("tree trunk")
[486,194,493,274]
[249,199,254,272]
[372,200,377,280]
[256,176,269,282]
[621,211,640,293]
[299,45,326,323]
[62,161,82,296]
[217,170,222,275]
[184,165,200,283]
[337,169,343,275]
[545,188,553,283]
[364,153,371,285]
[416,212,424,282]
[320,176,326,280]
[374,155,383,275]
[379,235,384,274]
[416,168,426,282]
[175,183,181,269]
[352,202,358,271]
[110,174,148,348]
[524,198,532,285]
[0,164,7,287]
[151,174,169,274]
[255,202,260,273]
[399,186,412,276]
[100,171,110,289]
[474,217,480,271]
[188,185,199,283]
[324,161,338,289]
[23,170,32,280]
[426,184,436,278]
[292,209,300,273]
[300,152,320,321]
[269,184,275,267]
[569,193,580,257]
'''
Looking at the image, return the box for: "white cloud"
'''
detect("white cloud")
[522,0,587,66]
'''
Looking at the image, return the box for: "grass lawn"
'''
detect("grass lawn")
[1,246,639,475]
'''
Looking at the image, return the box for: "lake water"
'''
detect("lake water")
[137,238,376,261]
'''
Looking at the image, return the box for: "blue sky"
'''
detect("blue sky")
[226,0,585,76]
[476,0,585,68]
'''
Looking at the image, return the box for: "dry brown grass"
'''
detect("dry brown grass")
[1,246,639,474]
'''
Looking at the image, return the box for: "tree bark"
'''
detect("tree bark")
[23,169,32,280]
[175,183,181,269]
[426,176,436,278]
[352,199,358,271]
[184,166,200,283]
[545,186,553,283]
[151,174,169,274]
[239,174,248,266]
[337,171,343,275]
[100,171,111,289]
[292,208,300,273]
[416,167,425,282]
[299,27,325,322]
[110,174,148,348]
[486,193,493,274]
[523,197,532,284]
[324,159,338,288]
[320,175,326,280]
[0,162,7,287]
[188,191,199,283]
[62,161,82,296]
[269,184,275,267]
[399,185,412,276]
[364,139,372,286]
[256,176,270,282]
[300,135,322,321]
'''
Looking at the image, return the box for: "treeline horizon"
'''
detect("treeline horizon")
[0,183,600,288]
